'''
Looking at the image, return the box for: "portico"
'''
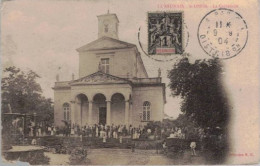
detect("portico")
[70,94,131,126]
[68,76,132,127]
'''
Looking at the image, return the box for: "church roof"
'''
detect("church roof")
[76,36,136,52]
[69,71,132,86]
[55,71,165,87]
[97,13,119,23]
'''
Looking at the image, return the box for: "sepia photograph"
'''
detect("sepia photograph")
[1,0,259,165]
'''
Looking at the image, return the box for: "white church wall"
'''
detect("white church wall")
[54,89,71,127]
[79,51,99,78]
[113,49,134,78]
[78,48,147,79]
[132,86,164,126]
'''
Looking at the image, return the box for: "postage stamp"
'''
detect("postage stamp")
[148,12,184,55]
[198,8,248,59]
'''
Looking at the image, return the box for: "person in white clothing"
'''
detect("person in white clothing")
[31,138,37,145]
[96,127,99,137]
[71,127,75,135]
[190,141,197,156]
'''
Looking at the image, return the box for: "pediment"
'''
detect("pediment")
[76,37,136,52]
[70,71,131,85]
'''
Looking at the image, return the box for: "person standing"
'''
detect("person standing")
[71,125,75,135]
[96,125,99,137]
[162,140,167,154]
[118,125,122,138]
[36,126,39,136]
[51,126,54,136]
[119,135,123,144]
[190,141,197,156]
[38,126,41,137]
[113,127,117,139]
[48,126,51,136]
[53,126,56,135]
[108,126,111,138]
[102,129,107,143]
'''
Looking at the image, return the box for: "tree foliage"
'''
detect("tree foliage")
[168,58,229,130]
[1,66,53,123]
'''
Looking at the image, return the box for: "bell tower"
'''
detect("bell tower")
[97,11,119,39]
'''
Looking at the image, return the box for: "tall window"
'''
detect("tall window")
[63,103,70,121]
[143,101,151,121]
[101,58,109,74]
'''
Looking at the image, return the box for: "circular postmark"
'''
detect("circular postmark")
[198,8,248,59]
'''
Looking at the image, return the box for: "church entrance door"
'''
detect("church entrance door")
[99,107,106,125]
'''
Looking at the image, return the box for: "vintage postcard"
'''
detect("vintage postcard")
[1,0,259,165]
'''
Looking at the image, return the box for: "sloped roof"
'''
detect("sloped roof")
[76,36,136,52]
[69,71,132,86]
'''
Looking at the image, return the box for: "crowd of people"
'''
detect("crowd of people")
[12,118,213,144]
[10,118,57,137]
[60,123,160,140]
[22,121,193,141]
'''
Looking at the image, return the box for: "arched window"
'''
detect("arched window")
[143,101,151,121]
[63,103,70,121]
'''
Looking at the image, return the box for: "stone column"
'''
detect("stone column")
[125,100,129,126]
[76,102,81,127]
[80,102,83,127]
[88,101,93,125]
[129,101,133,125]
[106,100,111,125]
[70,101,76,126]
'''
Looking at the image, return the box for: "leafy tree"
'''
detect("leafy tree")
[1,66,53,123]
[168,57,230,163]
[168,57,229,130]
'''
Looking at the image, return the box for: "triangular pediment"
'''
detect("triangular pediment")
[76,36,136,52]
[70,71,131,85]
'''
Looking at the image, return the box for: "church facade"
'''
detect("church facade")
[53,13,166,127]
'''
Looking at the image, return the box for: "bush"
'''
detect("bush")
[69,146,87,165]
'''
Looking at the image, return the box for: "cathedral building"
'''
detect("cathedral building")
[53,13,166,127]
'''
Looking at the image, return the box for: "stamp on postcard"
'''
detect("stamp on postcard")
[198,8,248,59]
[148,12,184,55]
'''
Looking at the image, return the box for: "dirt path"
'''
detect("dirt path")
[44,152,70,165]
[43,148,206,165]
[87,148,206,165]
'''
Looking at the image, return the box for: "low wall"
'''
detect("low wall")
[29,136,198,150]
[3,146,49,165]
